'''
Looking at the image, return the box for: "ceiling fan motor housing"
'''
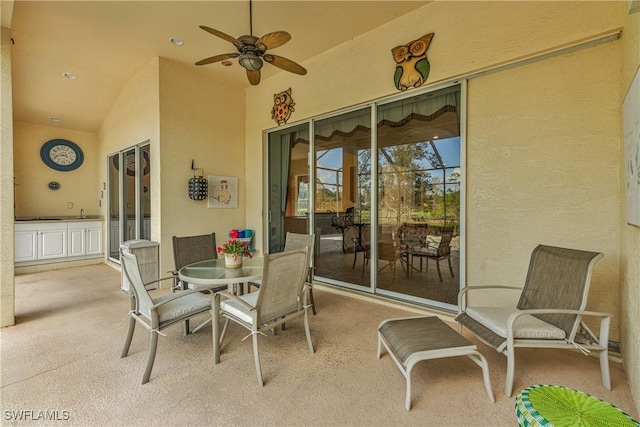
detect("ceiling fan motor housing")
[239,52,263,71]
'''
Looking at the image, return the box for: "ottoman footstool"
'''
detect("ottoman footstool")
[377,315,495,411]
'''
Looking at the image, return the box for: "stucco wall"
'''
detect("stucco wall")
[244,2,625,333]
[1,26,15,327]
[157,58,246,273]
[98,58,160,260]
[13,122,98,218]
[620,2,640,412]
[467,42,622,335]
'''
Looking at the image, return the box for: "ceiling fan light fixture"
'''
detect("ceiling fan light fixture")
[238,53,263,71]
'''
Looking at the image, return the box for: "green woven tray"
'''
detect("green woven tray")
[515,384,639,427]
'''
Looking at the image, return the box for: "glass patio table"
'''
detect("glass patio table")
[178,256,263,295]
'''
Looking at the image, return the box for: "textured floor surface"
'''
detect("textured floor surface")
[1,264,637,426]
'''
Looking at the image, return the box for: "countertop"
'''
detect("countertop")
[15,216,103,222]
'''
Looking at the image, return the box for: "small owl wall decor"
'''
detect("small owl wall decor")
[271,88,296,125]
[392,33,434,91]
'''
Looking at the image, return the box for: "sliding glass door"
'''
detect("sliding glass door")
[107,142,151,262]
[265,83,463,309]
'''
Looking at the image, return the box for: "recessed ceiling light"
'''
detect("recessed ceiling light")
[221,60,233,67]
[170,37,184,46]
[63,72,76,80]
[49,117,61,122]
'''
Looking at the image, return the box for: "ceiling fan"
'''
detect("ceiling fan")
[194,0,307,85]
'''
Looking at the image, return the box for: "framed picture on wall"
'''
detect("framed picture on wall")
[208,176,238,208]
[624,67,640,227]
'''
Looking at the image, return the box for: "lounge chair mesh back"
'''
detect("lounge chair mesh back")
[257,250,308,324]
[517,245,602,337]
[284,232,315,268]
[121,251,155,317]
[172,233,217,270]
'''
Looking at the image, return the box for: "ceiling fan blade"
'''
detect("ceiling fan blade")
[199,25,244,50]
[246,69,261,86]
[195,53,239,66]
[256,31,291,51]
[263,54,307,75]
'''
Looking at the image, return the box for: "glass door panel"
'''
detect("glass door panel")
[266,123,310,254]
[107,153,120,260]
[107,143,151,263]
[376,85,461,306]
[313,108,372,288]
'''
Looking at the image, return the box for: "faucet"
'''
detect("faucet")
[79,208,85,219]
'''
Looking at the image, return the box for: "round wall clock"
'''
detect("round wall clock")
[40,139,84,172]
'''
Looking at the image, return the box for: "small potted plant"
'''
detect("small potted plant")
[218,239,252,268]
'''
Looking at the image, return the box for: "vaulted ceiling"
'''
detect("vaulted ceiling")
[6,1,428,132]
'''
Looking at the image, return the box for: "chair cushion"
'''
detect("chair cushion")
[466,307,566,340]
[220,292,259,324]
[153,292,211,324]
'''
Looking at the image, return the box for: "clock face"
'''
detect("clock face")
[40,139,84,171]
[50,145,77,165]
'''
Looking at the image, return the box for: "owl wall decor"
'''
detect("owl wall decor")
[271,88,296,125]
[392,33,434,91]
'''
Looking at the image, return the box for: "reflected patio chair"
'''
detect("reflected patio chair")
[213,249,314,386]
[249,232,317,315]
[410,227,454,281]
[362,240,401,282]
[120,249,213,384]
[456,244,611,397]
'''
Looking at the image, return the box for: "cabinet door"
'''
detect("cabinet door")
[15,230,38,262]
[68,228,86,257]
[85,226,102,255]
[39,228,67,259]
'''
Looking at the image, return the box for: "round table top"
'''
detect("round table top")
[515,384,639,426]
[178,257,263,286]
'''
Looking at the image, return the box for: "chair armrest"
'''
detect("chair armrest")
[457,285,522,313]
[151,288,214,310]
[144,276,179,291]
[214,291,256,311]
[167,269,178,277]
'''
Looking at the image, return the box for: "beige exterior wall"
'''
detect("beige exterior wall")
[621,2,640,412]
[1,26,15,327]
[244,0,633,386]
[98,57,160,264]
[13,122,98,218]
[157,58,245,272]
[467,41,621,332]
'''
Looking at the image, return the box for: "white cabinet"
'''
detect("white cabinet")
[15,220,103,266]
[15,222,67,262]
[14,228,39,262]
[68,221,102,257]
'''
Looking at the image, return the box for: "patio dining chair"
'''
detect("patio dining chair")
[213,249,314,386]
[171,232,224,333]
[249,232,317,315]
[456,244,611,397]
[120,249,213,384]
[171,232,219,291]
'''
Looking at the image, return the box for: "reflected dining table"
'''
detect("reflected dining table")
[178,256,263,295]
